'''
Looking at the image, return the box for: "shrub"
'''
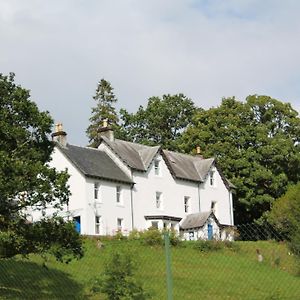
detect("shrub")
[91,251,150,300]
[140,228,162,246]
[128,229,141,240]
[194,240,223,252]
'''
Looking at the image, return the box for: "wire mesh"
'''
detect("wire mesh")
[0,224,299,299]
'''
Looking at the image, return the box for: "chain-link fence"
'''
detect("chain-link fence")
[0,223,299,299]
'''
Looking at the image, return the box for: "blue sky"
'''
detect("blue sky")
[1,0,299,145]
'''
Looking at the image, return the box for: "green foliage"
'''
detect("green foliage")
[268,182,300,257]
[86,78,119,147]
[91,251,150,300]
[140,228,162,246]
[193,240,240,252]
[0,73,83,261]
[179,96,300,223]
[119,94,197,150]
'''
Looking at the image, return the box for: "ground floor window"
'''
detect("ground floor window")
[151,221,158,229]
[117,218,123,231]
[95,215,101,235]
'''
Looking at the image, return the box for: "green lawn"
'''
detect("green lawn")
[0,238,299,299]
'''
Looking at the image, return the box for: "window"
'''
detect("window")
[154,159,161,176]
[116,186,122,204]
[163,222,168,229]
[211,201,216,213]
[156,192,162,209]
[95,216,101,234]
[117,218,123,231]
[209,171,215,186]
[151,221,158,229]
[184,196,190,213]
[94,183,99,200]
[170,223,175,230]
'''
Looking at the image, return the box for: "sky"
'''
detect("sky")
[1,0,300,146]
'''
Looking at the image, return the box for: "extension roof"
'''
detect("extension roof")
[57,143,133,184]
[180,211,220,230]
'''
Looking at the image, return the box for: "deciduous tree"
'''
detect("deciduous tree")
[179,96,300,223]
[0,73,83,261]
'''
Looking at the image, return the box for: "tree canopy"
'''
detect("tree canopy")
[179,95,300,224]
[0,73,83,261]
[268,182,300,257]
[86,79,119,147]
[118,94,197,150]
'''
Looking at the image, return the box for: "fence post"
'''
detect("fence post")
[164,232,173,300]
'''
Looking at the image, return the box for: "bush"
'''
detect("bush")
[140,228,162,246]
[91,251,150,300]
[194,240,223,252]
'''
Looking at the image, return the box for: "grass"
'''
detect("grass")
[0,238,299,299]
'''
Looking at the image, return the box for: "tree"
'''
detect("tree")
[179,96,300,224]
[86,79,119,147]
[91,251,150,300]
[119,94,197,150]
[268,182,300,257]
[0,73,83,261]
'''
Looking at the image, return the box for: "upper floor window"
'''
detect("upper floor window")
[94,183,100,200]
[184,196,190,213]
[211,201,216,213]
[154,159,161,176]
[156,192,162,209]
[209,171,215,186]
[116,186,122,204]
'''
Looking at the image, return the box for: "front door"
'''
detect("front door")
[207,224,213,240]
[73,216,81,233]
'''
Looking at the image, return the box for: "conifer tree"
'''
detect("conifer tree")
[86,79,119,147]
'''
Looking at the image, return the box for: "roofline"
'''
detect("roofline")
[55,143,134,185]
[144,215,182,222]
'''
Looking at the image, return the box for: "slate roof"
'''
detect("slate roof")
[180,211,219,230]
[162,150,215,182]
[101,136,160,171]
[57,144,133,184]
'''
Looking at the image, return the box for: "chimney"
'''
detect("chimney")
[51,123,67,147]
[196,145,203,158]
[98,119,114,142]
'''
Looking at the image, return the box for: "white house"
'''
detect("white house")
[48,123,235,240]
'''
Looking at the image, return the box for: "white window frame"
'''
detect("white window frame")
[184,196,190,213]
[116,186,122,204]
[154,159,161,176]
[211,201,216,213]
[117,218,123,231]
[209,171,215,186]
[94,183,100,200]
[156,192,163,209]
[151,221,159,229]
[95,215,101,235]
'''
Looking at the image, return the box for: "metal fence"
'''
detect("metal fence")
[0,224,299,299]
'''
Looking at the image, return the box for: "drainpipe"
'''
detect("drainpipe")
[229,190,234,225]
[198,183,201,212]
[130,170,135,230]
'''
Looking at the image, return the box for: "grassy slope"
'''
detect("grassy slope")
[0,239,299,299]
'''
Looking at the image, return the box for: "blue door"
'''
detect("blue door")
[74,216,81,233]
[207,224,213,240]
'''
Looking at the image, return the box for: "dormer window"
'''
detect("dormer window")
[94,183,100,200]
[209,171,215,186]
[154,159,161,176]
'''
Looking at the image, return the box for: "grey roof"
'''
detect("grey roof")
[101,137,160,171]
[180,211,218,230]
[162,150,215,182]
[57,144,133,184]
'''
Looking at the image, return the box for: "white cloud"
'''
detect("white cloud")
[0,0,299,144]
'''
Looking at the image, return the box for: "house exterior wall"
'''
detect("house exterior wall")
[131,154,200,231]
[47,143,234,236]
[199,165,234,225]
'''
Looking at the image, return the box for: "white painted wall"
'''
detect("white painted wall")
[198,165,234,226]
[132,154,200,231]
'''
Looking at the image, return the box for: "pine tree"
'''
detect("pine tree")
[86,79,119,147]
